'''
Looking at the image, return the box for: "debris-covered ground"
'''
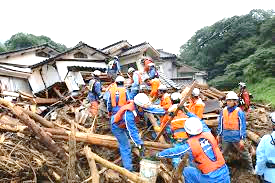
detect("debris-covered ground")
[0,81,273,183]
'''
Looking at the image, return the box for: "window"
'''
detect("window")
[74,52,88,58]
[36,51,50,58]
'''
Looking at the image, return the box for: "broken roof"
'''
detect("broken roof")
[119,42,160,58]
[158,71,181,90]
[31,42,110,69]
[0,43,60,58]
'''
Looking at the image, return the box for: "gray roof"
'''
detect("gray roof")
[157,49,177,60]
[158,71,181,90]
[119,42,148,57]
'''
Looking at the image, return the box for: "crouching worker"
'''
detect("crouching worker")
[155,117,230,183]
[110,93,165,171]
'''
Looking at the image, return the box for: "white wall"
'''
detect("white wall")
[56,61,107,81]
[41,65,61,87]
[0,76,32,93]
[0,52,47,66]
[28,69,46,93]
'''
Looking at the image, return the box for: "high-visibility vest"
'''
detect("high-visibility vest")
[160,93,172,111]
[113,100,136,128]
[170,108,188,139]
[188,98,205,119]
[223,107,240,130]
[150,78,160,98]
[109,85,127,107]
[187,132,225,174]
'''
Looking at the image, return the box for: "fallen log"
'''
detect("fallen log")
[84,146,99,183]
[83,146,149,183]
[209,87,226,98]
[33,97,59,104]
[23,109,54,128]
[246,130,261,144]
[48,130,172,150]
[0,99,67,160]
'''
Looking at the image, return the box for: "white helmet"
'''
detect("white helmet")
[114,56,119,60]
[128,67,135,74]
[148,63,155,67]
[93,70,101,76]
[134,93,151,107]
[115,76,125,83]
[142,74,150,82]
[171,92,182,101]
[270,112,275,123]
[192,88,200,97]
[226,91,239,100]
[239,82,246,87]
[158,84,167,91]
[184,117,203,135]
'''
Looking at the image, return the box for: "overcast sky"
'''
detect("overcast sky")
[1,0,274,54]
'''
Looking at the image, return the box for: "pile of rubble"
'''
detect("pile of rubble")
[0,80,272,183]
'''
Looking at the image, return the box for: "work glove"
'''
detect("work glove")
[153,126,161,132]
[98,95,103,100]
[137,144,145,158]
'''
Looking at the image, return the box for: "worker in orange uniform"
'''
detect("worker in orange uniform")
[217,91,254,174]
[107,76,131,117]
[155,117,230,183]
[143,74,160,101]
[87,70,103,118]
[188,88,205,119]
[238,82,251,113]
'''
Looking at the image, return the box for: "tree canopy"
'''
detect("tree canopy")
[179,9,275,89]
[1,33,68,53]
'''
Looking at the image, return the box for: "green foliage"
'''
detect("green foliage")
[0,43,7,53]
[4,33,68,52]
[179,9,274,81]
[248,78,275,108]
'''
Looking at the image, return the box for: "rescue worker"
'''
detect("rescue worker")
[107,56,121,81]
[111,93,165,171]
[142,57,153,73]
[148,63,158,79]
[107,76,131,117]
[156,117,230,183]
[255,112,275,183]
[238,82,251,112]
[216,91,254,173]
[188,88,205,119]
[143,74,160,101]
[87,70,103,117]
[127,67,142,99]
[158,84,172,129]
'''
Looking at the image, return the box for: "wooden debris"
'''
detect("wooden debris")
[84,146,99,183]
[23,109,54,128]
[83,146,149,183]
[246,130,261,144]
[0,99,67,160]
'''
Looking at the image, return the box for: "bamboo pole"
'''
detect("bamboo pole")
[145,113,167,144]
[83,146,149,183]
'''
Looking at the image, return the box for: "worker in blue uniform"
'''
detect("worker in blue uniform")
[111,93,165,171]
[155,117,230,183]
[255,112,275,183]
